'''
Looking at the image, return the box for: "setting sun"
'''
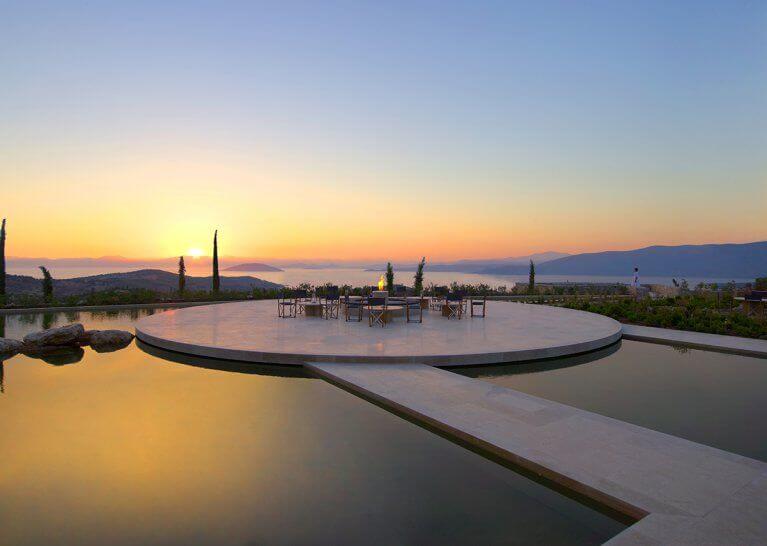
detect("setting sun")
[187,248,204,259]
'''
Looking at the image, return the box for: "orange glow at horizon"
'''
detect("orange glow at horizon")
[2,147,765,261]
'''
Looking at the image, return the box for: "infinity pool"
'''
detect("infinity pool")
[0,310,622,546]
[457,339,767,462]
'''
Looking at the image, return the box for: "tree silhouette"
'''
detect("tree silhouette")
[178,256,186,295]
[0,218,6,301]
[386,262,394,293]
[528,260,535,294]
[414,257,426,295]
[39,266,53,303]
[212,230,220,293]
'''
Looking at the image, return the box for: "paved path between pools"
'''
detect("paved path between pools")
[307,362,767,545]
[622,324,767,358]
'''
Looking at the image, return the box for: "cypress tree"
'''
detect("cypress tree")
[39,266,53,304]
[528,260,535,294]
[414,257,426,295]
[178,256,186,296]
[212,230,220,293]
[0,218,6,301]
[386,262,394,293]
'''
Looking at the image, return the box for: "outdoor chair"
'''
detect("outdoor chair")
[456,290,468,314]
[294,289,309,315]
[744,290,767,318]
[344,295,363,322]
[471,296,487,318]
[323,286,340,319]
[430,286,448,310]
[444,293,463,320]
[368,296,387,327]
[406,297,424,323]
[746,290,767,301]
[277,290,297,318]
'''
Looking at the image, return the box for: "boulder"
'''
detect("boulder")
[78,329,99,345]
[23,323,85,347]
[0,337,24,356]
[23,346,85,365]
[89,330,134,351]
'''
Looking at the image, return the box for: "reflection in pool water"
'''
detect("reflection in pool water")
[455,339,767,462]
[0,310,624,546]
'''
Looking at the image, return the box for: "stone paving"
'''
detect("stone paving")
[622,324,767,358]
[135,300,622,365]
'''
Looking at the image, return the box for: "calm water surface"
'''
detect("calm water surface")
[0,310,623,546]
[8,264,751,288]
[457,340,767,462]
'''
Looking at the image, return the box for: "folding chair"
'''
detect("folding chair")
[445,293,463,320]
[277,290,297,318]
[295,289,309,315]
[406,297,424,323]
[368,296,387,327]
[344,295,363,322]
[456,290,468,314]
[323,286,340,319]
[430,286,448,310]
[470,296,486,318]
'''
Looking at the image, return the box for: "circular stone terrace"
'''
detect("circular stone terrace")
[135,300,622,367]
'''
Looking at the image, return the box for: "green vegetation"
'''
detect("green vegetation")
[212,229,220,293]
[178,256,186,295]
[386,262,394,293]
[4,286,282,309]
[39,266,53,303]
[0,218,6,303]
[561,293,766,339]
[528,260,535,294]
[3,271,763,341]
[756,277,767,290]
[414,257,426,295]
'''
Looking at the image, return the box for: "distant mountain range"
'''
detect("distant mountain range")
[6,269,281,297]
[481,242,767,278]
[366,252,570,273]
[6,256,370,271]
[6,255,272,270]
[224,263,283,272]
[6,241,766,280]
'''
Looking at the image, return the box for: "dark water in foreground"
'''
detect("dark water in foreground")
[457,340,767,462]
[0,310,622,546]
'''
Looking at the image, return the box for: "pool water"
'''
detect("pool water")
[457,340,767,462]
[0,310,623,546]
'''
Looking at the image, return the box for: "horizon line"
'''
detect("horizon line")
[5,238,767,263]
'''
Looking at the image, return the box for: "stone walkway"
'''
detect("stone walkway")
[307,362,767,545]
[622,324,767,358]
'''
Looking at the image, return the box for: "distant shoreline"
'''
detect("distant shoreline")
[5,265,753,290]
[224,262,284,272]
[0,300,240,316]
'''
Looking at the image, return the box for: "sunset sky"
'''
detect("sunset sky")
[2,1,765,261]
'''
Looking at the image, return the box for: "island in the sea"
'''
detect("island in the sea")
[224,262,284,272]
